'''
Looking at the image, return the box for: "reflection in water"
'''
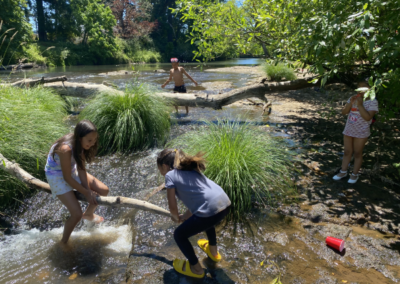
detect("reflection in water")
[0,224,131,283]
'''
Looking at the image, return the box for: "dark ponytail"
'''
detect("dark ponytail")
[157,148,206,172]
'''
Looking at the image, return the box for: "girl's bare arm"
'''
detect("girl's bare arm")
[182,68,198,85]
[167,188,180,222]
[58,145,90,195]
[58,145,97,204]
[342,96,356,115]
[77,153,90,190]
[357,97,377,120]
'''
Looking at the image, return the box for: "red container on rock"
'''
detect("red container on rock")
[326,236,345,252]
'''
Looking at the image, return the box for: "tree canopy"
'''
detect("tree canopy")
[177,0,400,115]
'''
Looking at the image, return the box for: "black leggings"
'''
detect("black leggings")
[174,206,230,266]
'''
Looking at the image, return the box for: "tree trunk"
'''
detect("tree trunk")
[0,152,170,217]
[36,0,47,41]
[261,42,269,57]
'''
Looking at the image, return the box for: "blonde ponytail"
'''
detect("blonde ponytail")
[157,148,206,172]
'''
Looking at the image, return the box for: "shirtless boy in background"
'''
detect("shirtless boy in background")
[161,58,198,114]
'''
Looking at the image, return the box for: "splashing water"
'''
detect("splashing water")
[0,223,132,283]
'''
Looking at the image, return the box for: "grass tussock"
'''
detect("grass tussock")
[263,63,297,81]
[80,83,171,154]
[170,119,295,219]
[0,85,68,207]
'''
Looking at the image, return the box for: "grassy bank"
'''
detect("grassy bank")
[0,85,68,208]
[170,120,295,220]
[22,38,162,67]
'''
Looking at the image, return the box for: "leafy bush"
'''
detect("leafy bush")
[263,63,297,81]
[80,83,171,154]
[0,85,68,207]
[170,120,295,219]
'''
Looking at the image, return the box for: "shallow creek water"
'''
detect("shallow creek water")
[1,59,400,283]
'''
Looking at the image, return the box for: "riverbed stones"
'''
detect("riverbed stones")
[263,232,289,246]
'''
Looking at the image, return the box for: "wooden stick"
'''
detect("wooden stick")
[0,153,170,217]
[10,76,68,88]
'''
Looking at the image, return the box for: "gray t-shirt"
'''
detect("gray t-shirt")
[165,169,231,217]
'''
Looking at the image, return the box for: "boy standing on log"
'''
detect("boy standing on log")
[161,58,198,115]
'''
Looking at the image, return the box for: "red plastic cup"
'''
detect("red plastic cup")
[326,236,345,252]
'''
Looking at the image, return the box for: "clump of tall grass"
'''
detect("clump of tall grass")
[80,83,171,154]
[170,120,295,219]
[263,63,297,81]
[0,85,68,207]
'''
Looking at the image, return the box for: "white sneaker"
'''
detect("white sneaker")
[348,173,359,184]
[333,170,348,180]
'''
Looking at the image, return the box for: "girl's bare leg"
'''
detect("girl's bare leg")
[351,137,368,179]
[57,191,83,243]
[338,135,354,177]
[82,173,109,222]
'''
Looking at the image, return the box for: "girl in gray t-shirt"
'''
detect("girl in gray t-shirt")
[157,148,231,279]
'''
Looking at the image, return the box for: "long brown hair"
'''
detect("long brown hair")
[157,148,206,172]
[52,120,98,170]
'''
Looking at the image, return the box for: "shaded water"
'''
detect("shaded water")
[1,59,400,283]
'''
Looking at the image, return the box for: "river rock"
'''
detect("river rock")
[102,81,118,88]
[154,69,167,73]
[263,232,289,246]
[99,70,136,76]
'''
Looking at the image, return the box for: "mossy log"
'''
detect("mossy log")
[0,153,170,217]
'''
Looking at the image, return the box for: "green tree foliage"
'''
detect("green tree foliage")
[177,0,400,113]
[174,0,276,60]
[0,0,32,65]
[71,0,117,60]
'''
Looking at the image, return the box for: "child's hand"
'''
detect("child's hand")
[161,84,166,89]
[356,96,364,106]
[194,81,198,87]
[85,190,98,205]
[179,214,186,223]
[349,95,358,104]
[171,215,180,223]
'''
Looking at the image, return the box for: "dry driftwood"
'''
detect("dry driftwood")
[0,152,170,217]
[42,76,326,109]
[10,76,68,88]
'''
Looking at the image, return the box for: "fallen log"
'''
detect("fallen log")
[0,153,170,217]
[43,76,327,109]
[0,63,39,71]
[10,76,68,88]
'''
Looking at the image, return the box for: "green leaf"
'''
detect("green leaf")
[2,160,5,167]
[270,278,278,284]
[321,75,327,86]
[37,158,39,170]
[368,76,373,86]
[363,3,368,10]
